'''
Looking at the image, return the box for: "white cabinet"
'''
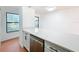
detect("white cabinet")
[22,31,30,51]
[45,40,72,52]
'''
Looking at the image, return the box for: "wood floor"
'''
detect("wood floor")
[0,37,27,52]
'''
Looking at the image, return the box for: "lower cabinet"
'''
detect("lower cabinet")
[23,31,72,52]
[45,40,72,52]
[23,32,30,51]
[30,34,44,52]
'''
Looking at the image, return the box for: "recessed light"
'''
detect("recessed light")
[46,7,56,11]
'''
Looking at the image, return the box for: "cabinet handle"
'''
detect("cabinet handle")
[49,47,58,52]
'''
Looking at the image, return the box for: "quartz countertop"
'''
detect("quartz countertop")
[23,28,79,51]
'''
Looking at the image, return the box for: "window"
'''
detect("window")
[34,16,39,28]
[6,12,20,33]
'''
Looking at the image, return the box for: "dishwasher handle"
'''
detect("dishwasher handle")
[30,37,43,47]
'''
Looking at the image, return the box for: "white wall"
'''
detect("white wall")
[22,7,36,29]
[40,7,79,35]
[0,9,1,43]
[20,7,36,48]
[39,7,79,51]
[0,6,22,41]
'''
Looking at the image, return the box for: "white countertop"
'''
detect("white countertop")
[23,28,79,51]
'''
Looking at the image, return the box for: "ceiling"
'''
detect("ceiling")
[30,6,79,15]
[31,6,56,14]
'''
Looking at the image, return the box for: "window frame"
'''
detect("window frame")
[34,16,39,28]
[6,12,20,33]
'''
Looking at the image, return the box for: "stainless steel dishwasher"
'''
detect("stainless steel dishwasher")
[30,34,44,52]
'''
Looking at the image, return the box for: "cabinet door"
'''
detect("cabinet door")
[30,35,44,52]
[22,32,30,51]
[45,41,72,52]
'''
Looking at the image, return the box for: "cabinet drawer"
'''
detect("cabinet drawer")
[45,41,72,52]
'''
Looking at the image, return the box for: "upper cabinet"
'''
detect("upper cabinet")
[22,7,36,29]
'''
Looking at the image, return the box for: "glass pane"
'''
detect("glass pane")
[7,23,19,32]
[7,13,19,22]
[34,16,39,28]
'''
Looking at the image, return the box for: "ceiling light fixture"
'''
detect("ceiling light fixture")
[46,7,56,11]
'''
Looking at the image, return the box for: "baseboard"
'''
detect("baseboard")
[1,37,19,43]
